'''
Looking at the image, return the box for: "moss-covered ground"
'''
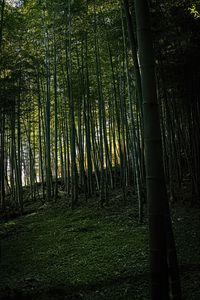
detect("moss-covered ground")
[0,191,200,299]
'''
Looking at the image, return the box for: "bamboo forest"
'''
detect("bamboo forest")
[0,0,200,299]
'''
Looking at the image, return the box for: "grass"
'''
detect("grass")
[0,192,200,299]
[171,205,200,300]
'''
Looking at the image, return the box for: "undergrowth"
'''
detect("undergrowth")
[0,191,199,299]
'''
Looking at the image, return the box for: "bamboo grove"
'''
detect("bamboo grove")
[1,0,200,215]
[1,1,200,299]
[1,0,199,214]
[0,0,146,214]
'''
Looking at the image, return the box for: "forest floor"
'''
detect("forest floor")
[0,189,200,300]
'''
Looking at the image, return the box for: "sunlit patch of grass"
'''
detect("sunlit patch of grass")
[4,220,16,227]
[25,212,37,218]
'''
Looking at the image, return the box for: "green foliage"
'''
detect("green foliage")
[188,3,200,19]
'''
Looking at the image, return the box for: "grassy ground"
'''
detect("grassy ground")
[0,191,200,299]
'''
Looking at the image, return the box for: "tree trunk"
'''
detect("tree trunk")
[134,0,170,298]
